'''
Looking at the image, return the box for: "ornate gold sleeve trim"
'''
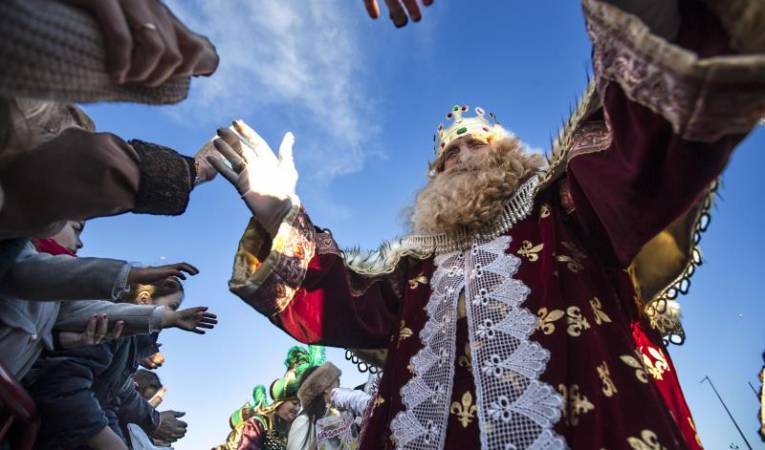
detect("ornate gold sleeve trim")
[229,205,317,317]
[583,0,765,143]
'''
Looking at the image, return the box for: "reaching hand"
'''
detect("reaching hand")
[58,314,125,349]
[140,351,165,369]
[162,306,217,334]
[128,263,199,284]
[62,0,219,85]
[152,410,187,443]
[192,140,219,185]
[364,0,434,27]
[208,120,299,235]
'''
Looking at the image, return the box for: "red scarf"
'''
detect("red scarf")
[33,238,76,256]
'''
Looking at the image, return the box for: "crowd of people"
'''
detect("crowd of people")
[216,345,373,450]
[0,0,225,448]
[0,0,763,449]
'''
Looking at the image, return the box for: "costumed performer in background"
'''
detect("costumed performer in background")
[217,345,326,450]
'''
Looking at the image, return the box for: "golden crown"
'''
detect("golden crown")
[433,105,509,159]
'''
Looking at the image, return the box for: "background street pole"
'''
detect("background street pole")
[701,375,753,450]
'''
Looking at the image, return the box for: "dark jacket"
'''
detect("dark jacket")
[23,334,160,449]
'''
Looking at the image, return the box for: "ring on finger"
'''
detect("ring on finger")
[137,22,158,32]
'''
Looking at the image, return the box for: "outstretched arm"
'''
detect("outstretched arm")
[211,122,402,348]
[0,128,214,239]
[566,0,765,266]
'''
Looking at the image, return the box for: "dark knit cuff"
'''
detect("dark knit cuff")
[128,140,194,215]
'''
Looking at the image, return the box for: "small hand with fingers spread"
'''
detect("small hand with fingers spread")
[208,120,298,235]
[128,263,198,285]
[364,0,434,28]
[162,306,217,334]
[58,314,125,349]
[152,410,187,442]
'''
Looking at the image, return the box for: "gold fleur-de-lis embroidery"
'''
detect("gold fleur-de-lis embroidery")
[627,429,668,450]
[408,273,429,290]
[563,241,587,260]
[458,343,472,369]
[537,307,565,335]
[640,346,670,381]
[540,204,551,218]
[589,297,612,325]
[398,321,413,345]
[450,391,477,428]
[374,396,385,408]
[556,254,584,273]
[620,353,649,384]
[596,361,618,398]
[566,306,591,337]
[558,384,594,426]
[517,240,544,262]
[556,241,587,273]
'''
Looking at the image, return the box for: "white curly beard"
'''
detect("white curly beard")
[410,138,543,237]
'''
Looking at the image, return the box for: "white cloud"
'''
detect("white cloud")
[165,0,377,181]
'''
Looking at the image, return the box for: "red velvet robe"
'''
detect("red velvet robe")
[227,1,765,449]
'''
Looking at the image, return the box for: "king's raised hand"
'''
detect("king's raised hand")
[208,121,299,236]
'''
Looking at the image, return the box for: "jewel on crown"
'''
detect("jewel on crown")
[433,104,505,158]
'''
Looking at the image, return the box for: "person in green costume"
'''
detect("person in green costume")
[217,346,327,450]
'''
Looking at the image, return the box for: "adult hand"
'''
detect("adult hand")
[162,306,217,334]
[363,0,434,27]
[128,263,199,284]
[207,121,298,235]
[58,314,125,349]
[152,410,187,443]
[62,0,219,85]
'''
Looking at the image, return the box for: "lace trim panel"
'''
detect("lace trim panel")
[391,237,565,450]
[391,249,463,449]
[465,237,565,450]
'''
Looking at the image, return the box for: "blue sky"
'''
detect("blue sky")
[77,1,764,449]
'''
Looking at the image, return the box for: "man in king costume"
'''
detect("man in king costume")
[217,346,325,450]
[210,0,765,448]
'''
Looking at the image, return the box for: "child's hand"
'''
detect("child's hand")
[162,306,217,334]
[59,314,125,349]
[128,263,199,284]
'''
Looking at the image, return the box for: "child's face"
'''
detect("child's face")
[51,220,84,253]
[275,399,300,423]
[142,386,159,400]
[153,290,184,311]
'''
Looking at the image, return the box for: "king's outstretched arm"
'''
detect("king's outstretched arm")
[210,121,402,348]
[565,0,765,267]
